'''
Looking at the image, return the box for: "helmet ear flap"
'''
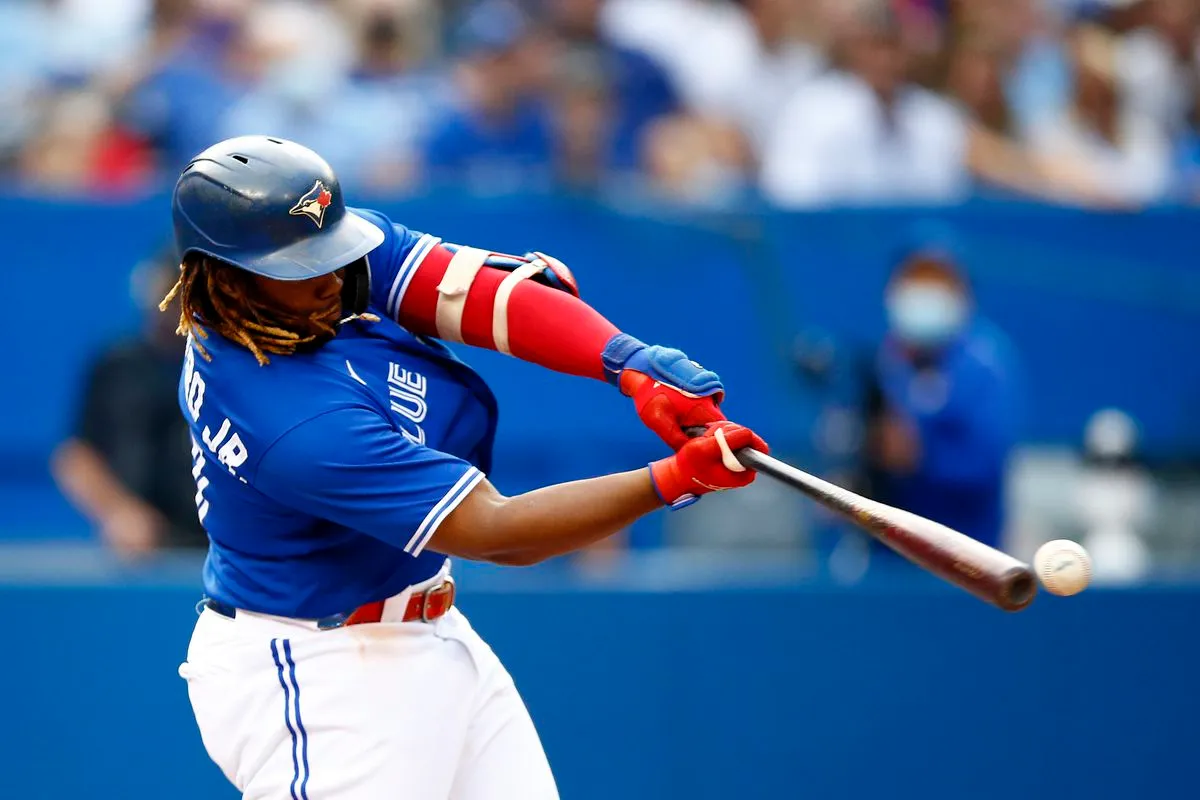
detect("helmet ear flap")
[340,257,371,321]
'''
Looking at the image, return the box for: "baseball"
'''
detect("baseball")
[1033,540,1092,596]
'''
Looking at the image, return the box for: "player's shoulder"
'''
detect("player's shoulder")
[351,206,442,319]
[349,207,423,253]
[348,206,396,234]
[350,206,439,270]
[184,330,384,449]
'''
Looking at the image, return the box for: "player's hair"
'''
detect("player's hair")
[160,254,351,366]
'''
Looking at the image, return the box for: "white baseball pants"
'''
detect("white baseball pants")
[179,587,558,799]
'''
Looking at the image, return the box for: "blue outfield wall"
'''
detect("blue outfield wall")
[5,194,1200,474]
[0,563,1198,800]
[9,193,1200,543]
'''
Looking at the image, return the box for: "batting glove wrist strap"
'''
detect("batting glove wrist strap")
[602,334,725,399]
[601,333,647,388]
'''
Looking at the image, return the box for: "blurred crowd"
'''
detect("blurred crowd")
[7,0,1200,207]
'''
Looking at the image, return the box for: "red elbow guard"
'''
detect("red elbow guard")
[396,244,619,381]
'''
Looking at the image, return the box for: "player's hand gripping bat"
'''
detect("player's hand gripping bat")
[686,428,1037,612]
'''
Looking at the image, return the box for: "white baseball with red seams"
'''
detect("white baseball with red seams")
[1033,540,1092,596]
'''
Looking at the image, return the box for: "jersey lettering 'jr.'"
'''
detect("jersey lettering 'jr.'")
[181,209,498,619]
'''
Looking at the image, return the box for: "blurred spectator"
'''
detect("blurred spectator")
[422,1,554,190]
[954,0,1072,140]
[548,47,617,189]
[0,1,52,165]
[760,0,974,206]
[18,89,153,195]
[892,0,950,83]
[219,0,439,193]
[1115,0,1199,140]
[0,0,1195,207]
[603,0,824,150]
[4,0,157,192]
[51,254,204,556]
[595,0,766,203]
[865,229,1021,550]
[343,0,451,190]
[761,0,1118,208]
[39,0,150,84]
[724,0,828,150]
[642,114,752,205]
[547,0,680,170]
[944,31,1013,135]
[602,0,757,115]
[1169,76,1200,199]
[1028,24,1170,204]
[117,0,256,175]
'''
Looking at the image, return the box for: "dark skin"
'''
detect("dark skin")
[252,271,345,318]
[252,272,664,566]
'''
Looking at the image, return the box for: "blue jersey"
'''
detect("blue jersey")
[180,209,498,619]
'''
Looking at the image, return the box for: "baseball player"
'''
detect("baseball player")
[170,136,767,800]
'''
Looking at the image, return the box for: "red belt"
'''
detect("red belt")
[344,576,456,626]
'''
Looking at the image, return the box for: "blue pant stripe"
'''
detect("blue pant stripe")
[271,639,301,800]
[282,640,311,800]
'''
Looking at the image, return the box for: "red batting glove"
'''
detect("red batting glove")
[649,422,769,509]
[620,370,726,451]
[602,335,728,451]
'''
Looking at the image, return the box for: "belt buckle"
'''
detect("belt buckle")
[421,575,456,623]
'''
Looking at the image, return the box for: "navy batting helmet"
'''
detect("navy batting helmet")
[172,136,384,282]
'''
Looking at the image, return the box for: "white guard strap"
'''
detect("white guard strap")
[435,247,490,343]
[713,427,746,472]
[492,261,544,355]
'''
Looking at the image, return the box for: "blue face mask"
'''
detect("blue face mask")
[886,281,967,347]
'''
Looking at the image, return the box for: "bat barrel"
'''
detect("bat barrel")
[735,448,1037,612]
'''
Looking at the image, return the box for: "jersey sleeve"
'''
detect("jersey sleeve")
[351,207,445,321]
[350,206,618,381]
[252,406,485,556]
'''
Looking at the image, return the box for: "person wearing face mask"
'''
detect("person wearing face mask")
[865,234,1021,552]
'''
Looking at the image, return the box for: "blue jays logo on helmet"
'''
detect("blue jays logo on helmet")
[289,180,334,228]
[172,136,384,281]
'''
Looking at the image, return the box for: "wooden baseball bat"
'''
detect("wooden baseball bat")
[689,429,1037,611]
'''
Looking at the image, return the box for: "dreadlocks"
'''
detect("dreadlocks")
[159,254,362,366]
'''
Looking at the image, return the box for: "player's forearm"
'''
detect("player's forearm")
[491,278,620,380]
[431,423,765,564]
[431,470,662,566]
